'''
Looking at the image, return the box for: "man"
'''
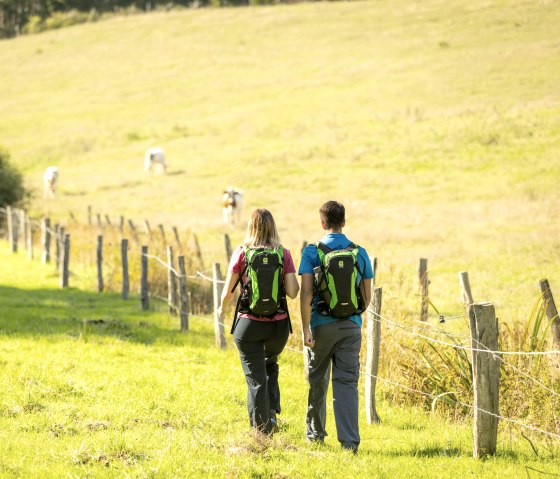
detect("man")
[299,200,373,453]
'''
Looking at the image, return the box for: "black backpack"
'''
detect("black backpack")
[314,242,365,318]
[230,246,291,333]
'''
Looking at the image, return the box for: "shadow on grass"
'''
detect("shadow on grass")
[0,285,213,348]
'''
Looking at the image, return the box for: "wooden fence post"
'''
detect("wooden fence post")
[104,214,111,227]
[172,226,182,250]
[96,213,102,228]
[42,218,51,263]
[26,218,33,260]
[167,245,177,315]
[60,234,70,288]
[158,224,166,244]
[372,257,378,286]
[96,235,103,292]
[144,220,152,240]
[212,262,227,350]
[459,271,474,311]
[178,255,189,331]
[365,285,383,424]
[19,209,27,250]
[87,205,92,225]
[119,216,124,235]
[128,219,139,244]
[419,258,429,322]
[193,233,204,269]
[539,279,560,352]
[5,206,11,244]
[122,239,129,300]
[54,224,60,267]
[469,302,499,458]
[7,206,18,253]
[58,227,65,270]
[224,233,232,264]
[141,246,149,310]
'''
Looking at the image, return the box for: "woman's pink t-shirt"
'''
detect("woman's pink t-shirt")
[228,245,296,321]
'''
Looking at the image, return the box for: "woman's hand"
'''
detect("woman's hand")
[217,306,225,322]
[303,328,315,349]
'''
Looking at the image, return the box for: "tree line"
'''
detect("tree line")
[0,0,271,38]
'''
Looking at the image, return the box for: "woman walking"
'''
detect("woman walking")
[218,209,299,434]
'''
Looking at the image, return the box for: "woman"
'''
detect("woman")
[218,209,299,435]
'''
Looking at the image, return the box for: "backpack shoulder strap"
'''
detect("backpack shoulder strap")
[315,242,331,263]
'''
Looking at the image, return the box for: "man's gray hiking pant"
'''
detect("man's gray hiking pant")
[306,319,361,450]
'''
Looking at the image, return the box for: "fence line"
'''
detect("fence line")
[282,333,560,441]
[369,309,560,357]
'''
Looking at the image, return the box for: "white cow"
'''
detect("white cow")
[222,187,243,228]
[144,147,167,175]
[43,166,59,198]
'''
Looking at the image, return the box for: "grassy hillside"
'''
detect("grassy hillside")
[1,0,560,474]
[1,243,559,477]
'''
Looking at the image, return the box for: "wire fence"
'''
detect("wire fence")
[2,206,560,447]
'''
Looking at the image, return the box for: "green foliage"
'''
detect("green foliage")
[0,147,27,209]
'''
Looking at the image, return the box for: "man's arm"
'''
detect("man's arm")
[361,278,372,309]
[300,273,315,348]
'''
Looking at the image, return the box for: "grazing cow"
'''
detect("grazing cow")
[222,187,243,227]
[43,166,59,198]
[144,147,167,175]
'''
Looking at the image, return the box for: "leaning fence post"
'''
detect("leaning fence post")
[224,233,232,264]
[469,302,499,458]
[419,258,429,322]
[60,234,70,288]
[141,246,149,310]
[41,218,51,263]
[96,235,104,292]
[119,216,124,235]
[87,205,92,225]
[192,233,204,269]
[178,255,189,332]
[158,224,166,244]
[539,279,560,353]
[172,226,182,250]
[365,286,383,424]
[212,262,227,350]
[459,271,474,312]
[96,213,102,228]
[167,245,177,315]
[122,239,129,299]
[128,219,139,244]
[143,220,151,240]
[105,214,111,227]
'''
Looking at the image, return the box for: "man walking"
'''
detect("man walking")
[299,200,373,453]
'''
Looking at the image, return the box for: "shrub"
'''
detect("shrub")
[0,147,27,209]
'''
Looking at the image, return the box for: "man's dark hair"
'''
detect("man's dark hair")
[319,201,345,229]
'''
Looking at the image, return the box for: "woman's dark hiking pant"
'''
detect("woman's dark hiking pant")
[233,316,290,434]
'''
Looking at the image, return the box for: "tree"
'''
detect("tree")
[0,147,27,209]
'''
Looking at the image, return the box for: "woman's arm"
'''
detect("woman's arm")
[284,272,299,299]
[217,271,239,320]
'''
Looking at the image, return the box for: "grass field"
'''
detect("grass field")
[1,0,560,475]
[1,243,559,478]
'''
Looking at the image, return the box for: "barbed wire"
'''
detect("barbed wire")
[369,309,560,357]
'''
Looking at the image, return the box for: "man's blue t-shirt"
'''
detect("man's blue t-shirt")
[298,233,374,329]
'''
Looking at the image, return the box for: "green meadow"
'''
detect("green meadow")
[1,243,559,478]
[1,0,560,475]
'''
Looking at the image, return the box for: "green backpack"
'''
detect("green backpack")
[314,242,365,318]
[231,246,289,333]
